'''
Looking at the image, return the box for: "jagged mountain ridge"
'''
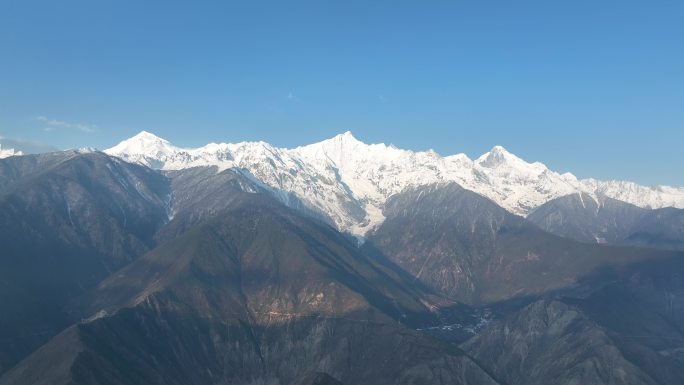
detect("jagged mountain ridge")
[105,131,684,237]
[528,193,684,250]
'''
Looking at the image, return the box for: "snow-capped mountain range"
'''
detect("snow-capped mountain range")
[105,131,684,237]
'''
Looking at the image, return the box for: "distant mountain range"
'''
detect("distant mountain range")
[1,133,684,385]
[105,131,684,237]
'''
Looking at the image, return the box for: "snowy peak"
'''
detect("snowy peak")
[0,144,22,159]
[476,145,544,171]
[307,130,362,148]
[477,145,514,168]
[295,130,369,164]
[131,130,165,141]
[105,131,188,169]
[104,131,684,237]
[326,130,366,153]
[334,130,360,143]
[108,131,178,156]
[118,130,166,145]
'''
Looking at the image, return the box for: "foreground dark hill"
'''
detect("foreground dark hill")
[364,183,683,304]
[463,299,684,385]
[462,249,684,385]
[0,152,170,374]
[566,254,684,369]
[1,193,501,385]
[528,192,684,250]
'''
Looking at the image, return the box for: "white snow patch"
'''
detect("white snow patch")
[0,144,23,159]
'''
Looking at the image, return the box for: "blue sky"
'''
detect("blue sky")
[1,0,682,185]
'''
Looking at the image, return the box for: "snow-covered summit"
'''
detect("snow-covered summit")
[105,131,684,236]
[106,131,181,168]
[0,144,23,159]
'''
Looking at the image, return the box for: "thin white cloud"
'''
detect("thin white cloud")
[35,116,96,133]
[287,91,296,101]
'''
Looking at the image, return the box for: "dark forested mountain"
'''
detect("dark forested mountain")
[463,300,684,385]
[567,254,684,369]
[627,207,684,250]
[363,183,679,304]
[463,250,684,385]
[0,151,169,374]
[528,192,684,250]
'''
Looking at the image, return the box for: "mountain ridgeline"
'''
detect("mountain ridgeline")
[528,192,684,250]
[1,132,684,385]
[104,131,684,237]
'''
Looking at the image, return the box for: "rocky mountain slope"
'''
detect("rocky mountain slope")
[463,300,684,385]
[362,183,683,303]
[0,151,170,374]
[529,193,684,250]
[1,191,502,385]
[462,247,684,385]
